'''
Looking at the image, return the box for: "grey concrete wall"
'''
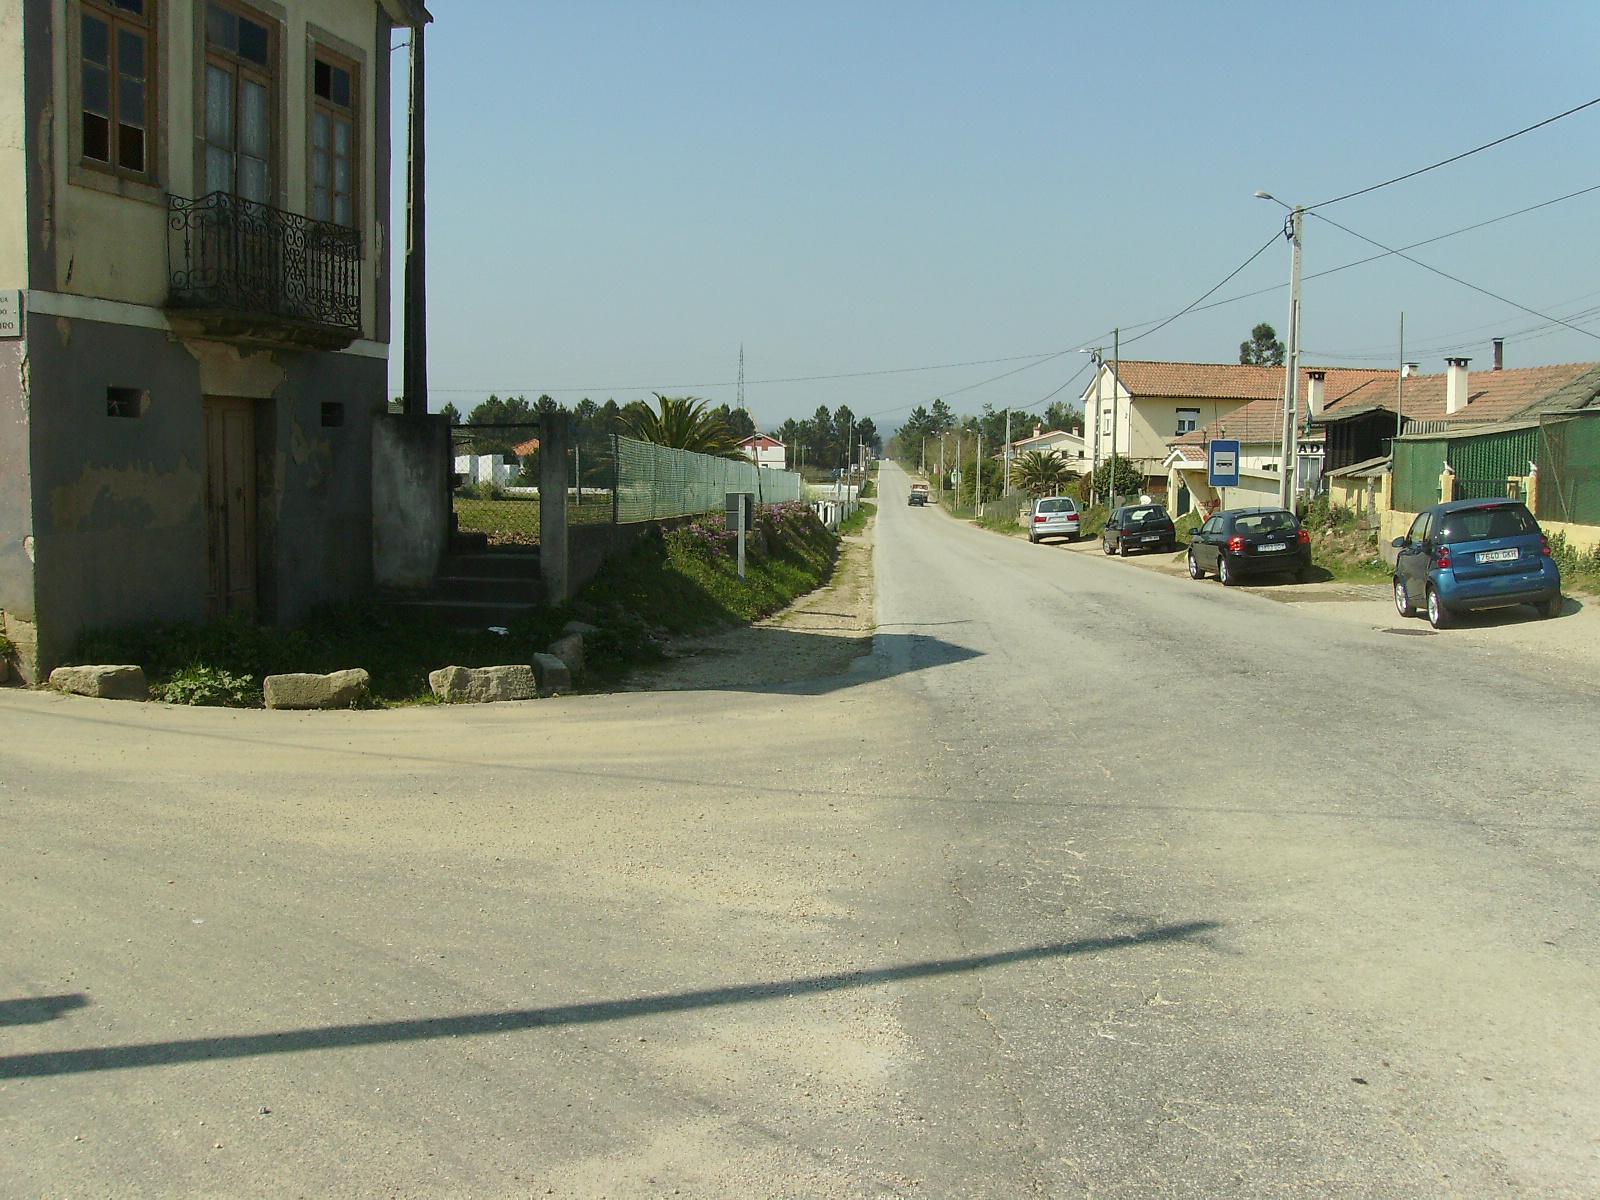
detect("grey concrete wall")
[24,315,383,669]
[372,413,448,589]
[0,337,35,678]
[260,349,382,626]
[26,317,209,669]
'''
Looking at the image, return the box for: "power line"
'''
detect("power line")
[1114,181,1600,342]
[1308,94,1600,211]
[1119,231,1283,346]
[1309,210,1600,344]
[424,348,1075,395]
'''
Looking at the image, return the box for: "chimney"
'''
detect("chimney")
[1492,337,1504,371]
[1306,369,1327,418]
[1403,362,1419,378]
[1446,357,1470,415]
[1033,424,1041,438]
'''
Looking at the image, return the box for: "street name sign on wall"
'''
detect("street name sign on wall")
[1208,439,1240,488]
[0,291,21,339]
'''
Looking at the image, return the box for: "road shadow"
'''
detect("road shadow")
[1438,593,1586,627]
[0,922,1219,1079]
[0,994,89,1026]
[627,630,981,697]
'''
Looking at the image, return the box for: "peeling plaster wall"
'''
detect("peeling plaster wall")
[26,316,208,668]
[261,346,381,625]
[25,314,382,669]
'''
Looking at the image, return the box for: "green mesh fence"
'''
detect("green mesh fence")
[1393,437,1446,511]
[612,436,806,523]
[1538,413,1600,525]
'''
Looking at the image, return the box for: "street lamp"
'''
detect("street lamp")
[1256,189,1304,509]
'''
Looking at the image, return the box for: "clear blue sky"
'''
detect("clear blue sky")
[388,0,1600,433]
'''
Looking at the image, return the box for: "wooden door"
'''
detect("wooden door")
[204,396,258,618]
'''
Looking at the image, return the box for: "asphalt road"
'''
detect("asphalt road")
[3,461,1597,1197]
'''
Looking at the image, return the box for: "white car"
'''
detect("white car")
[1028,496,1081,544]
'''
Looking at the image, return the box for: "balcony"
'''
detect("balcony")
[166,192,362,350]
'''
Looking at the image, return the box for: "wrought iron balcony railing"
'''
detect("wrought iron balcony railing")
[167,192,362,340]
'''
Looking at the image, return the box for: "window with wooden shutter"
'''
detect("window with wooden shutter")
[310,54,357,228]
[80,0,155,178]
[203,1,275,203]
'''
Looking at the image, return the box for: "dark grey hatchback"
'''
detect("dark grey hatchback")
[1187,507,1312,585]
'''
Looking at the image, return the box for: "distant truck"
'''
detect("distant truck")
[908,481,931,506]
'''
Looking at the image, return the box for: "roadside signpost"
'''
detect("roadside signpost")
[726,491,754,579]
[1208,439,1239,509]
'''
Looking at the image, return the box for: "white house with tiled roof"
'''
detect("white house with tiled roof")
[1079,360,1393,498]
[738,433,787,470]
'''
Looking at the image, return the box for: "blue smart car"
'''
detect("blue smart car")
[1392,498,1562,629]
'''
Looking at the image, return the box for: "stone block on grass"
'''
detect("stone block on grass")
[49,664,148,701]
[263,669,369,710]
[531,653,571,697]
[428,664,538,704]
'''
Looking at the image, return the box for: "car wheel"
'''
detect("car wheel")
[1118,539,1130,557]
[1028,534,1038,544]
[1394,577,1416,618]
[1187,550,1204,580]
[1219,555,1236,586]
[1542,594,1564,619]
[1102,539,1114,556]
[1426,586,1450,629]
[1296,568,1311,584]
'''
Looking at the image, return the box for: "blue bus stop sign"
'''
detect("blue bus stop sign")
[1208,439,1240,488]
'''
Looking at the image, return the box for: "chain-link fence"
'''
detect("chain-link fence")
[612,435,805,524]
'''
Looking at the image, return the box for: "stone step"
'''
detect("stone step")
[431,575,544,604]
[382,597,544,631]
[443,551,542,579]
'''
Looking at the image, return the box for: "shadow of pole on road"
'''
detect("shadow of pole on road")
[0,922,1220,1079]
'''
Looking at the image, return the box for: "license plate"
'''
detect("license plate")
[1477,548,1518,563]
[1259,542,1286,552]
[1142,535,1160,542]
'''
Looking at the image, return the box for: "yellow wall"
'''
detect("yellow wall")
[1088,373,1252,475]
[0,0,25,288]
[48,0,387,338]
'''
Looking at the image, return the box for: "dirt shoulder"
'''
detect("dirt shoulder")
[625,516,876,692]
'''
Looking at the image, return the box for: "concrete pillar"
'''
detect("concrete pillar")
[1439,471,1456,503]
[540,410,570,603]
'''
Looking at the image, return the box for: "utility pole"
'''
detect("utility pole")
[1087,348,1103,504]
[1004,408,1012,495]
[1109,328,1120,507]
[975,430,983,516]
[939,434,946,494]
[401,21,428,416]
[1395,312,1405,440]
[1277,206,1305,509]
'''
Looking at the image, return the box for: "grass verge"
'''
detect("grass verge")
[839,500,876,536]
[64,504,839,707]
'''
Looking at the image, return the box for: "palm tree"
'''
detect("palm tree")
[619,394,741,457]
[1015,450,1075,497]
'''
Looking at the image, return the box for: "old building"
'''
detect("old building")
[1,0,430,680]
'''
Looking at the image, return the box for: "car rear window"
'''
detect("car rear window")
[1435,505,1537,544]
[1037,499,1077,514]
[1232,510,1297,535]
[1123,506,1167,525]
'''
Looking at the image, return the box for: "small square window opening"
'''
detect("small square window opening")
[107,386,146,417]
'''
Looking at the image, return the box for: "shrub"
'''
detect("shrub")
[156,665,259,707]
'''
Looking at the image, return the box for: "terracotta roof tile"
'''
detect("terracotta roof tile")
[1112,360,1393,402]
[1321,362,1600,424]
